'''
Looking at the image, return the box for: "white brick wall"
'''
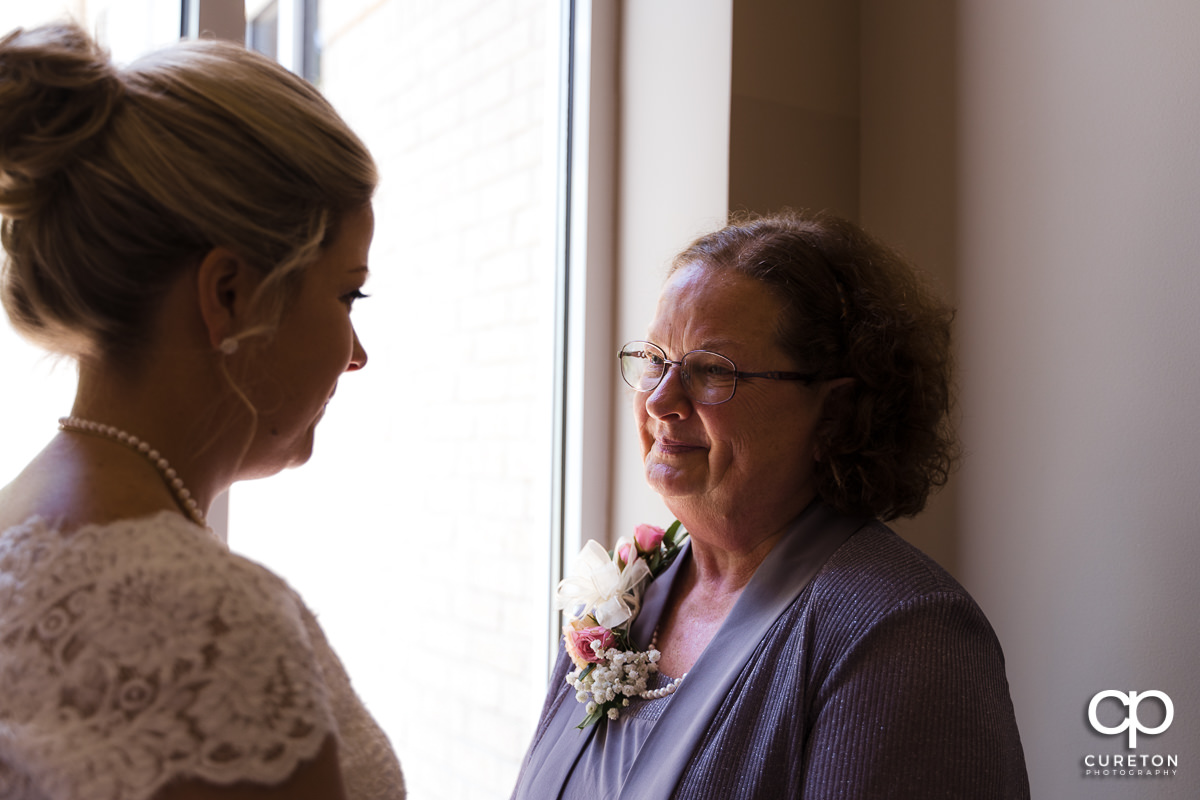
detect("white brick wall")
[231,1,558,798]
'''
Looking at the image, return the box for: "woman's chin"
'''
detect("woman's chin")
[286,431,317,469]
[645,461,705,499]
[241,431,316,479]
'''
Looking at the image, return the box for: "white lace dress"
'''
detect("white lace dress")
[0,512,404,800]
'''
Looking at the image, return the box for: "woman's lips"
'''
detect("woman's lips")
[655,437,705,455]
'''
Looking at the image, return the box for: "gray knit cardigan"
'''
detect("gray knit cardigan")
[511,502,1030,799]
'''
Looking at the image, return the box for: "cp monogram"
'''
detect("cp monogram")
[1088,690,1174,749]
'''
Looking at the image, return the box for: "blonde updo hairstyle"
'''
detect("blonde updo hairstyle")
[0,23,377,368]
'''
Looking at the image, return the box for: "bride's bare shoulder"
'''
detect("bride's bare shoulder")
[0,435,175,534]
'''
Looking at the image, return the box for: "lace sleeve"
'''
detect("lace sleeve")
[0,513,336,800]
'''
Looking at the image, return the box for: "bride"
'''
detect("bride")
[0,23,403,799]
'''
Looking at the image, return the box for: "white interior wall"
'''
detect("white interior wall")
[610,0,734,544]
[959,3,1200,797]
[561,0,619,577]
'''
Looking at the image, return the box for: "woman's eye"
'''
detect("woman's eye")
[341,289,370,308]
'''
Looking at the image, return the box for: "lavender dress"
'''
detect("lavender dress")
[512,501,1029,799]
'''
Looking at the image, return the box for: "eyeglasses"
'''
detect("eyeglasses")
[617,341,817,405]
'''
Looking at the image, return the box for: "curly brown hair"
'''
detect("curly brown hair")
[670,209,958,521]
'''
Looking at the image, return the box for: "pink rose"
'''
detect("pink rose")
[634,524,665,554]
[565,625,616,667]
[616,540,635,566]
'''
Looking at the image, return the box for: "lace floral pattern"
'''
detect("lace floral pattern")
[0,512,339,800]
[298,608,405,800]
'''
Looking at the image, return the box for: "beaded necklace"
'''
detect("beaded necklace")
[58,416,207,527]
[642,626,686,700]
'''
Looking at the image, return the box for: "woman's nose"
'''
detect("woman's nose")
[347,329,368,371]
[644,362,692,419]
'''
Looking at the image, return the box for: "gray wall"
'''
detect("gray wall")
[959,2,1200,797]
[728,0,959,570]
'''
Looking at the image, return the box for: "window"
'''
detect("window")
[247,1,278,61]
[246,0,318,83]
[234,1,569,796]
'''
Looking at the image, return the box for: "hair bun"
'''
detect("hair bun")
[0,23,123,219]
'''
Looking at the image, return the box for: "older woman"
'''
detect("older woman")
[0,24,401,799]
[512,211,1029,798]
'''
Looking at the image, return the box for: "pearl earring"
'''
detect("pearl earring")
[219,337,239,355]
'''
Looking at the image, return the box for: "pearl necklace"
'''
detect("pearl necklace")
[58,416,207,528]
[641,626,687,700]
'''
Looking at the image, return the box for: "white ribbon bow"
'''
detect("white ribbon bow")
[555,540,653,629]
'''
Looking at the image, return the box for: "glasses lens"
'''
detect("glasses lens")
[619,343,666,391]
[682,351,738,404]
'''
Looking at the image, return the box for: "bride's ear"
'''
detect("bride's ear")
[195,247,254,351]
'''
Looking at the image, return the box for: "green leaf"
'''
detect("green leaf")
[576,707,605,729]
[663,519,683,548]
